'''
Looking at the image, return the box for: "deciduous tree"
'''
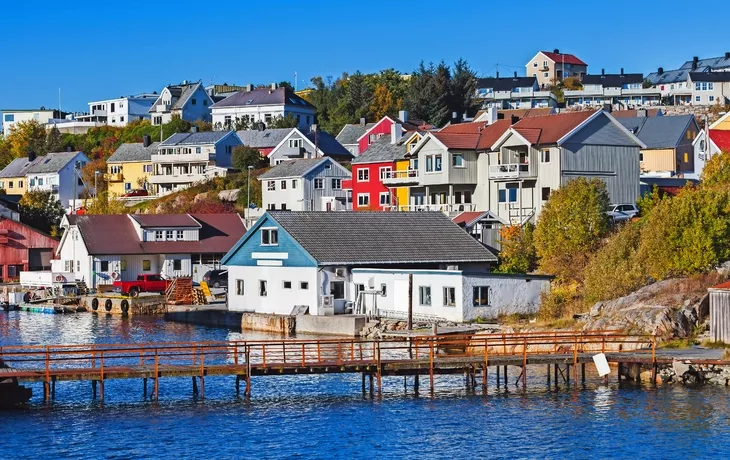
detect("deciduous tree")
[232,145,265,170]
[19,190,65,234]
[701,149,730,187]
[494,224,537,274]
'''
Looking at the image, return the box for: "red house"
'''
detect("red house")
[355,111,430,154]
[0,217,59,281]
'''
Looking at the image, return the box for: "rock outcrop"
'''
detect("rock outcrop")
[218,189,240,202]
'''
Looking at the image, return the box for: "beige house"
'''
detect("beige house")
[526,49,588,88]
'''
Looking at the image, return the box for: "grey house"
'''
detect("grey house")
[267,128,353,165]
[259,157,351,211]
[336,120,376,157]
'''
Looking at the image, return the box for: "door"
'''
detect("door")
[28,248,53,271]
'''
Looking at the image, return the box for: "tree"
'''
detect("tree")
[533,177,611,280]
[6,120,47,158]
[45,125,64,153]
[701,149,730,187]
[0,137,12,169]
[84,191,128,215]
[494,223,537,274]
[19,190,65,234]
[449,58,478,119]
[370,83,396,120]
[267,114,299,129]
[562,77,583,91]
[636,185,664,216]
[232,145,264,170]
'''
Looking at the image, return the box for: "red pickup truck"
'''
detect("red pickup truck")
[113,274,169,297]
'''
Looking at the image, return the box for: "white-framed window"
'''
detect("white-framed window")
[542,60,548,67]
[443,287,456,307]
[166,230,173,240]
[696,96,701,102]
[541,187,551,201]
[419,286,432,306]
[289,138,302,148]
[710,96,715,103]
[292,179,297,189]
[357,193,370,208]
[267,181,275,191]
[176,230,184,240]
[267,203,276,210]
[541,149,550,163]
[544,72,549,78]
[173,259,182,271]
[452,154,464,167]
[379,192,390,206]
[639,152,644,162]
[155,230,163,240]
[300,281,309,290]
[261,228,278,246]
[314,178,324,189]
[533,62,538,68]
[236,280,244,296]
[379,166,392,179]
[357,168,369,182]
[331,178,342,190]
[281,180,287,190]
[425,154,442,172]
[259,280,267,297]
[473,286,489,306]
[283,281,292,289]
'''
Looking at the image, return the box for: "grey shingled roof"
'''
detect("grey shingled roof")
[618,115,695,149]
[27,151,84,174]
[237,128,294,148]
[107,142,159,163]
[336,123,375,145]
[267,211,497,265]
[690,72,730,83]
[160,131,234,146]
[582,73,644,87]
[173,82,201,109]
[303,130,352,158]
[476,76,537,92]
[645,68,690,85]
[0,156,43,178]
[351,135,409,164]
[212,87,314,109]
[258,158,332,179]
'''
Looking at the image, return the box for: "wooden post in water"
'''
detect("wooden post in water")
[581,363,586,385]
[362,373,366,395]
[547,364,551,386]
[51,377,56,400]
[554,364,558,387]
[153,350,159,401]
[192,377,198,396]
[92,380,97,399]
[143,378,148,398]
[496,366,500,389]
[503,365,507,387]
[236,375,240,396]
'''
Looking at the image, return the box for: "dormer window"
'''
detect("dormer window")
[261,228,278,246]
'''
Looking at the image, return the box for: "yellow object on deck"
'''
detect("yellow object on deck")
[200,281,212,297]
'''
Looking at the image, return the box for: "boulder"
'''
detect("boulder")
[218,189,241,202]
[194,193,207,203]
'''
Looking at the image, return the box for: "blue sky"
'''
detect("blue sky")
[1,0,729,112]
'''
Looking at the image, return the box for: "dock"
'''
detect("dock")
[0,330,725,403]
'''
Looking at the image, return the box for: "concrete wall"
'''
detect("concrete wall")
[227,265,318,315]
[462,273,550,320]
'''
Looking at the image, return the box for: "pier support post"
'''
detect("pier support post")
[200,376,205,400]
[362,373,366,395]
[522,366,527,391]
[554,364,558,387]
[496,366,500,389]
[91,380,97,399]
[51,377,56,400]
[236,376,240,396]
[503,366,507,387]
[566,365,570,385]
[369,373,374,397]
[482,364,487,392]
[547,364,551,386]
[618,362,623,384]
[143,378,148,399]
[581,363,586,385]
[192,376,198,396]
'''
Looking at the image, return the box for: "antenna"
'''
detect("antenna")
[294,71,298,91]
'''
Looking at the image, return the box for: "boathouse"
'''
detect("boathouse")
[0,217,59,281]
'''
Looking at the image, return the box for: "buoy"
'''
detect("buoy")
[120,300,129,314]
[55,274,66,282]
[91,298,99,311]
[105,299,112,312]
[111,272,120,280]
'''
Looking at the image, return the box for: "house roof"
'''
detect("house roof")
[710,130,730,152]
[611,109,663,118]
[582,73,644,87]
[710,280,730,291]
[66,213,245,255]
[237,128,294,148]
[645,68,690,85]
[259,158,345,179]
[679,55,730,71]
[211,87,314,109]
[27,151,85,174]
[148,82,204,113]
[508,111,597,145]
[160,131,234,146]
[351,135,411,164]
[0,156,44,178]
[540,51,587,66]
[303,130,352,157]
[107,142,159,163]
[689,72,730,83]
[262,211,497,265]
[618,115,695,149]
[476,76,536,92]
[335,123,376,145]
[431,132,481,150]
[130,214,201,228]
[451,211,492,227]
[474,108,554,121]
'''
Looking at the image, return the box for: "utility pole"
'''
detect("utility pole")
[247,165,254,225]
[294,71,298,92]
[73,161,79,213]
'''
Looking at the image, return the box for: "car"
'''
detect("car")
[202,269,228,288]
[607,204,639,222]
[122,189,149,197]
[113,274,169,297]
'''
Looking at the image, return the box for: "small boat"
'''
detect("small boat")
[0,360,32,407]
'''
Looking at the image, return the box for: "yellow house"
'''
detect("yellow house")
[0,155,44,195]
[710,111,730,131]
[106,138,158,196]
[621,114,699,176]
[392,132,422,210]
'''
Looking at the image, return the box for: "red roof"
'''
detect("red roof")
[611,109,662,118]
[710,130,730,152]
[452,211,486,226]
[131,214,201,228]
[541,51,587,66]
[431,132,481,149]
[511,111,597,145]
[437,119,512,150]
[711,280,730,290]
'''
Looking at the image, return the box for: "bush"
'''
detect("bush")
[494,223,536,274]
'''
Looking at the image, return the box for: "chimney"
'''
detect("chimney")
[66,146,73,152]
[554,49,560,54]
[496,70,499,78]
[245,84,254,92]
[143,134,151,147]
[28,151,36,162]
[510,115,520,125]
[311,124,318,133]
[390,123,402,144]
[359,117,366,127]
[658,67,664,75]
[487,107,498,125]
[620,68,624,75]
[514,71,518,78]
[270,82,277,90]
[190,126,199,133]
[603,104,612,113]
[601,68,605,75]
[637,109,648,118]
[399,110,408,122]
[692,56,699,70]
[726,52,730,59]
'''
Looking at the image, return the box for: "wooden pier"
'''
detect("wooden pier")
[0,331,713,403]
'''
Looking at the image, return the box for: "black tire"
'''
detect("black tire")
[23,292,31,303]
[105,299,113,312]
[91,298,99,311]
[129,288,139,298]
[213,281,221,288]
[120,300,130,315]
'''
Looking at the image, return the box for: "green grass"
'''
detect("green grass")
[659,338,695,349]
[701,340,730,349]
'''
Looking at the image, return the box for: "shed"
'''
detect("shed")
[708,281,730,343]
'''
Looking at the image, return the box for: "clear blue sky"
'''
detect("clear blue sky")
[2,0,729,112]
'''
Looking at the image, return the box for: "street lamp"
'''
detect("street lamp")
[94,170,101,199]
[247,165,254,225]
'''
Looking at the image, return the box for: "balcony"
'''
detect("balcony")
[153,103,171,113]
[151,152,212,163]
[148,173,207,185]
[381,169,419,185]
[106,173,123,182]
[388,203,478,215]
[489,163,534,179]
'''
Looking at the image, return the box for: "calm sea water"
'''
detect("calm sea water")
[2,311,730,459]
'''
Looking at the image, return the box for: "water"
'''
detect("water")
[2,311,730,459]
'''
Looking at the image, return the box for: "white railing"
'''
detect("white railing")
[489,163,532,179]
[389,203,478,213]
[381,169,419,185]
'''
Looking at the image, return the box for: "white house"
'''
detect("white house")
[78,93,158,127]
[475,74,557,110]
[564,70,661,108]
[258,157,351,211]
[2,108,67,136]
[149,81,214,125]
[26,151,91,210]
[211,84,316,131]
[57,213,246,287]
[266,128,353,165]
[149,130,242,196]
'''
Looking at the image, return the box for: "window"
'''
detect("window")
[473,286,489,306]
[709,96,715,103]
[331,281,345,299]
[331,178,341,189]
[176,230,184,240]
[541,149,550,163]
[300,281,309,290]
[267,203,276,210]
[4,114,14,122]
[435,155,442,171]
[120,260,126,272]
[120,116,125,123]
[463,190,472,203]
[203,100,208,106]
[542,60,548,67]
[155,230,163,240]
[261,228,279,246]
[236,280,244,296]
[426,156,433,172]
[357,168,369,182]
[283,281,292,289]
[265,114,272,123]
[143,164,153,173]
[544,72,549,78]
[142,260,151,271]
[191,98,197,105]
[498,186,518,203]
[292,179,297,189]
[357,193,370,207]
[379,167,392,179]
[166,230,173,240]
[381,283,387,297]
[696,96,701,102]
[639,152,644,162]
[324,164,331,170]
[443,287,456,307]
[281,180,287,190]
[684,153,689,163]
[173,259,182,271]
[259,280,268,296]
[100,261,109,272]
[289,139,302,148]
[379,192,390,206]
[195,147,201,154]
[267,181,275,191]
[452,154,464,167]
[533,62,538,68]
[281,203,287,210]
[419,286,432,306]
[7,181,12,189]
[312,178,323,189]
[542,187,551,201]
[18,181,23,188]
[39,178,45,185]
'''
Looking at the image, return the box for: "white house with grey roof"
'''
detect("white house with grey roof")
[211,84,316,131]
[336,119,376,156]
[0,155,44,195]
[149,130,242,196]
[79,93,158,127]
[267,128,352,165]
[149,81,214,125]
[259,157,351,212]
[26,151,91,209]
